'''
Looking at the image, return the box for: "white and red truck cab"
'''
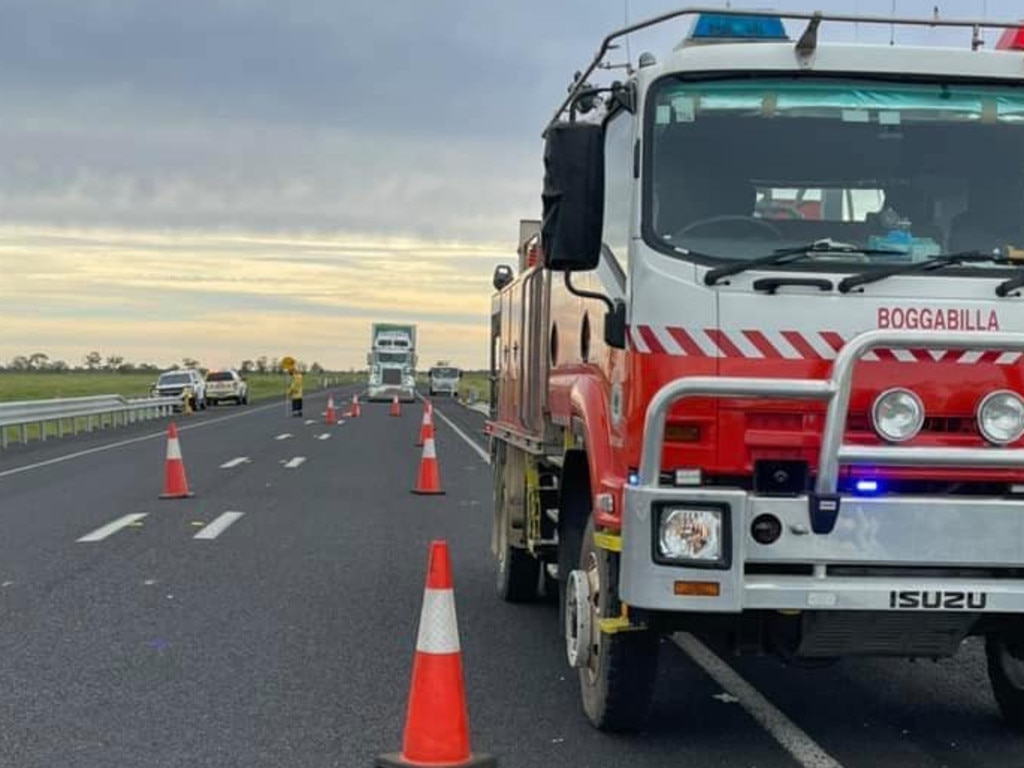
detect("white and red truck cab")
[488,8,1024,733]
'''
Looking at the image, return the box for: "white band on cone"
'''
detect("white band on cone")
[416,588,460,654]
[422,439,436,459]
[166,438,182,461]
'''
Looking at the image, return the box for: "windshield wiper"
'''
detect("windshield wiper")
[703,239,901,287]
[837,251,1007,293]
[996,270,1024,297]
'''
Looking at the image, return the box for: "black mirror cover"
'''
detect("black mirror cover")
[541,121,604,272]
[492,264,515,291]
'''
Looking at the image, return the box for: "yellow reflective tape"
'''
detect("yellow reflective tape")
[598,616,647,634]
[593,532,621,552]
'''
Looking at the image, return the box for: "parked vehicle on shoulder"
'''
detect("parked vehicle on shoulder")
[205,369,249,405]
[151,369,207,410]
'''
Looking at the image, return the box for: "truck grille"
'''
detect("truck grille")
[797,611,976,658]
[382,369,402,385]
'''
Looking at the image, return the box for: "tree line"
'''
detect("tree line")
[0,352,327,375]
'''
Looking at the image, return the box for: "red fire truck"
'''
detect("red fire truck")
[488,8,1024,733]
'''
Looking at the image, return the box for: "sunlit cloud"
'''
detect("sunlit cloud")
[0,225,510,370]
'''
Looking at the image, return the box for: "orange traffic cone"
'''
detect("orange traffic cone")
[416,404,434,447]
[412,436,444,495]
[390,395,401,417]
[159,423,193,499]
[325,394,337,425]
[346,394,361,418]
[376,541,496,768]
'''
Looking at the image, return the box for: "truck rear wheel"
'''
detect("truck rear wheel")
[493,444,539,602]
[567,517,659,733]
[987,629,1024,731]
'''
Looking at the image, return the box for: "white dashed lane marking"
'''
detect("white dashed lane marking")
[219,457,251,469]
[283,456,306,469]
[194,511,245,540]
[77,513,148,543]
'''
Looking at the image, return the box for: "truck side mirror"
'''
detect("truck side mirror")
[604,299,626,350]
[541,121,604,272]
[493,264,514,291]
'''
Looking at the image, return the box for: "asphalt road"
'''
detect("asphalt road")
[1,387,1022,767]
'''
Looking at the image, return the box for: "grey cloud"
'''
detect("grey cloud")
[0,0,1005,241]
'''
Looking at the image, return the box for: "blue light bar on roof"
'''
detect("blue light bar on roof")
[688,13,789,42]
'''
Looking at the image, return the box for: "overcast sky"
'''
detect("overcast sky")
[0,0,1017,370]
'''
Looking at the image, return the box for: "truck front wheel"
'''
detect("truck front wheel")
[566,517,659,732]
[987,628,1024,731]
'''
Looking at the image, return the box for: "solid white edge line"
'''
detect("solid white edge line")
[194,511,245,540]
[77,513,148,543]
[432,407,490,464]
[0,399,288,481]
[673,633,845,768]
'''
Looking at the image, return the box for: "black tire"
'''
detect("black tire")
[575,517,660,733]
[497,543,540,602]
[987,630,1024,732]
[493,446,540,602]
[558,451,590,625]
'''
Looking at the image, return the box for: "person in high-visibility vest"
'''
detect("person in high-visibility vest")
[287,368,304,417]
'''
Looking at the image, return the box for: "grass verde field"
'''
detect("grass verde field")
[0,371,363,445]
[0,372,365,403]
[0,369,489,445]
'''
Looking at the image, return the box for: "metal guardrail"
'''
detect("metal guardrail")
[0,394,180,449]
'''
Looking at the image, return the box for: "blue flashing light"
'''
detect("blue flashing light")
[855,479,880,494]
[627,470,640,486]
[688,13,789,42]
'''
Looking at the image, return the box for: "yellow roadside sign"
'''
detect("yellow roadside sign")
[280,356,296,372]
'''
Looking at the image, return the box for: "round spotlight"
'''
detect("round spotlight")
[977,390,1024,445]
[871,388,924,443]
[751,514,782,545]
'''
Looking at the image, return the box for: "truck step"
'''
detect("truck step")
[530,539,559,558]
[544,508,559,524]
[545,563,559,580]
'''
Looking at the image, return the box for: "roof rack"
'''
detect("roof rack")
[545,6,1024,137]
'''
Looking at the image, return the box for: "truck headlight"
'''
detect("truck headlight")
[871,388,924,443]
[977,390,1024,445]
[657,507,724,564]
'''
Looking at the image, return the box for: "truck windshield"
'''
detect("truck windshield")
[158,373,191,386]
[645,77,1024,269]
[431,368,458,378]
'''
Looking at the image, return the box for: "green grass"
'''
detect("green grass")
[0,370,365,447]
[0,371,364,403]
[455,372,491,406]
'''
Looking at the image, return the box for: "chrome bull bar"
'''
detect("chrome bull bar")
[620,329,1024,614]
[638,329,1024,493]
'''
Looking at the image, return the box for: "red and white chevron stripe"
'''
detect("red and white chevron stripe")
[628,325,1023,365]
